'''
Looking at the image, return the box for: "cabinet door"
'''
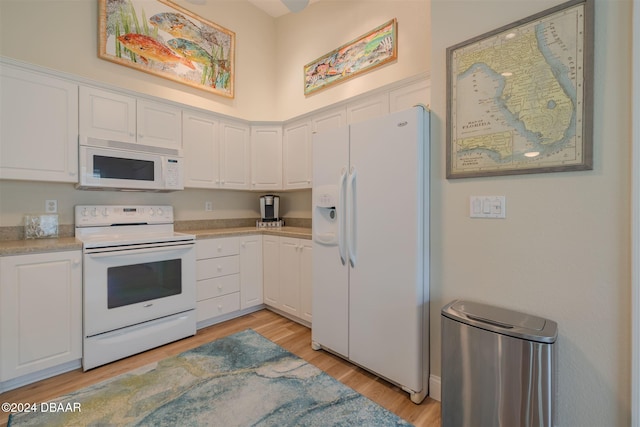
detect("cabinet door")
[299,239,313,323]
[240,235,263,309]
[220,120,251,190]
[1,66,78,182]
[262,235,280,307]
[346,93,390,125]
[0,251,82,381]
[311,107,347,134]
[389,78,431,112]
[251,125,282,190]
[137,99,182,149]
[79,86,136,144]
[183,110,220,188]
[279,237,301,317]
[283,120,312,190]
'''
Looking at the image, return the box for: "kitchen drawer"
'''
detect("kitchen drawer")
[197,255,240,280]
[196,237,239,259]
[196,292,240,322]
[197,274,240,301]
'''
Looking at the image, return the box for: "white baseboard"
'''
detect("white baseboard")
[196,305,264,330]
[0,359,81,393]
[429,375,441,401]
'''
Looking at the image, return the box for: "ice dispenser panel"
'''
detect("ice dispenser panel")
[313,185,339,245]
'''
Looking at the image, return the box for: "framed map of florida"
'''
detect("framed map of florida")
[446,0,594,179]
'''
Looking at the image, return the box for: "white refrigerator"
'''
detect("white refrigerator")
[311,106,430,404]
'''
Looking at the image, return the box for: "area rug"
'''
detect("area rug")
[9,329,412,426]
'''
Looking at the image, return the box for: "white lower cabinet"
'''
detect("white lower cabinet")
[299,239,313,323]
[196,237,241,323]
[262,235,280,307]
[240,235,263,309]
[262,236,312,324]
[0,251,82,383]
[196,235,264,326]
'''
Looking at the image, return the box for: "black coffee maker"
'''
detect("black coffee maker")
[259,195,280,222]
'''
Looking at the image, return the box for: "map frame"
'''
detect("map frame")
[446,0,594,179]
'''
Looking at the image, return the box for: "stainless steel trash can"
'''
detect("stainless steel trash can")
[441,300,557,427]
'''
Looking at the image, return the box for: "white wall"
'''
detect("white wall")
[0,1,634,424]
[631,0,639,421]
[431,0,632,425]
[274,0,429,119]
[0,0,299,225]
[0,0,276,121]
[0,0,429,226]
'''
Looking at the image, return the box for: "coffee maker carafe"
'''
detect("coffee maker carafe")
[260,195,280,222]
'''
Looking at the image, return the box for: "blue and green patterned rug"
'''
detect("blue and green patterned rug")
[9,329,412,426]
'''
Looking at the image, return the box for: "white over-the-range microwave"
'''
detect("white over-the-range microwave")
[77,138,184,191]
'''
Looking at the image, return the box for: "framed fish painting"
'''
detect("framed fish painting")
[99,0,235,98]
[304,18,397,96]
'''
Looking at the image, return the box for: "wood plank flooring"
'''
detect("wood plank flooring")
[0,309,441,426]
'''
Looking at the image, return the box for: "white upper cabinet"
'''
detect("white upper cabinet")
[79,86,182,150]
[250,125,282,191]
[346,92,390,125]
[311,107,347,134]
[220,119,251,190]
[0,65,78,183]
[389,78,431,112]
[136,99,182,149]
[79,86,136,144]
[183,109,220,188]
[283,119,312,190]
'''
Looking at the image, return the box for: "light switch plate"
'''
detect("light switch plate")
[470,196,506,218]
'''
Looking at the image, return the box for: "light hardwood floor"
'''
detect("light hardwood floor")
[0,309,441,426]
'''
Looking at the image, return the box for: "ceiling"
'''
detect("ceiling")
[247,0,320,18]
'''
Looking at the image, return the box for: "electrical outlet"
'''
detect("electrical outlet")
[45,199,58,213]
[205,201,213,212]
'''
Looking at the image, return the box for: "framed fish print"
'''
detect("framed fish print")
[99,0,235,98]
[304,19,397,96]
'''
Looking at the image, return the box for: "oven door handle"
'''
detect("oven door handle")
[85,241,195,257]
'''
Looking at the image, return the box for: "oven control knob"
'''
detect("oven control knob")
[81,208,89,217]
[91,208,98,217]
[102,208,109,217]
[149,208,155,216]
[157,208,164,216]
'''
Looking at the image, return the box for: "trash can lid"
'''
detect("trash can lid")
[442,300,558,343]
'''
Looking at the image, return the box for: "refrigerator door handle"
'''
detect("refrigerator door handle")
[348,166,357,268]
[338,167,348,265]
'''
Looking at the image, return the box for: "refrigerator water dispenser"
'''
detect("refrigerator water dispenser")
[313,184,339,246]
